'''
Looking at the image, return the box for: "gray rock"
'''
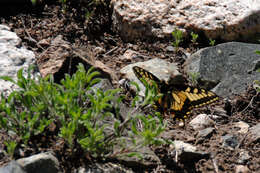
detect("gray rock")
[184,42,260,97]
[0,25,38,95]
[120,58,180,96]
[197,127,215,140]
[16,152,60,173]
[0,161,26,173]
[165,46,176,52]
[189,114,215,130]
[111,0,260,42]
[115,144,160,168]
[76,163,134,173]
[221,134,239,149]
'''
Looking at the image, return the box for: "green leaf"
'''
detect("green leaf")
[0,76,16,84]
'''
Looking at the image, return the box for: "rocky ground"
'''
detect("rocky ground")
[0,1,259,173]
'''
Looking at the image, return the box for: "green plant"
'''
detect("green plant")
[188,72,200,86]
[0,63,167,160]
[209,38,216,46]
[172,29,183,52]
[191,32,199,44]
[4,140,17,159]
[0,66,53,144]
[31,0,37,5]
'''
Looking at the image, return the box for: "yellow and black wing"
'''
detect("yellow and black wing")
[132,66,162,89]
[132,66,219,121]
[166,86,219,120]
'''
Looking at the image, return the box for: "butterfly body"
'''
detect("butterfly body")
[132,66,219,121]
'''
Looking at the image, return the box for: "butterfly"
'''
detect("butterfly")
[132,66,219,121]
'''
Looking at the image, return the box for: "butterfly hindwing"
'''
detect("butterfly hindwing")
[184,86,219,109]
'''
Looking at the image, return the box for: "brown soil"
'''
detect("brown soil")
[0,1,259,172]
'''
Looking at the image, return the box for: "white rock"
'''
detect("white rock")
[120,58,180,96]
[0,25,38,95]
[234,121,249,134]
[189,114,215,130]
[111,0,260,41]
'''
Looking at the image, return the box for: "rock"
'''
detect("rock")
[165,46,176,52]
[234,121,249,134]
[111,0,260,42]
[221,134,239,149]
[184,42,260,97]
[16,152,60,173]
[0,161,26,173]
[37,35,71,80]
[38,39,50,47]
[120,58,181,96]
[171,140,210,162]
[76,162,134,173]
[196,127,215,143]
[0,24,38,95]
[235,165,250,173]
[93,46,105,55]
[237,149,251,164]
[189,114,215,130]
[38,38,118,84]
[246,123,260,143]
[0,149,5,160]
[211,106,228,118]
[115,144,160,168]
[120,49,145,61]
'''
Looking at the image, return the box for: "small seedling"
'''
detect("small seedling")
[172,29,183,52]
[188,72,200,86]
[191,32,198,44]
[209,38,216,46]
[4,141,17,159]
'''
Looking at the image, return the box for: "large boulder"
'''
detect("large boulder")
[184,42,260,97]
[0,25,38,95]
[111,0,260,42]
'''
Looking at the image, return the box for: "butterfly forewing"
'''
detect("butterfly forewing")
[133,66,161,88]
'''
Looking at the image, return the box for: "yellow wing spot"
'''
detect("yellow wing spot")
[203,93,208,97]
[193,88,198,94]
[198,93,204,98]
[193,93,201,100]
[207,91,215,97]
[187,93,196,101]
[186,87,191,92]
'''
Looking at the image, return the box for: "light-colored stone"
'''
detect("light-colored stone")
[111,0,260,41]
[171,140,210,162]
[235,165,250,173]
[189,114,215,130]
[0,25,38,95]
[246,123,260,142]
[0,161,26,173]
[120,58,180,96]
[234,121,249,134]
